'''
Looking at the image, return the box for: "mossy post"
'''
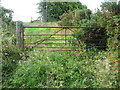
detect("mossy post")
[16,21,24,49]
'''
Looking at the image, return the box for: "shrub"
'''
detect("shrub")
[58,10,108,50]
[2,34,23,87]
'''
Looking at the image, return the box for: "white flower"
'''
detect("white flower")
[60,81,64,86]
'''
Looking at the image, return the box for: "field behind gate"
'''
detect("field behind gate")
[24,23,80,51]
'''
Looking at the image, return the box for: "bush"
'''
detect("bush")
[73,24,107,50]
[58,10,108,50]
[2,35,23,87]
[106,15,120,52]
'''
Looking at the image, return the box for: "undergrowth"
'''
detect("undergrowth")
[4,48,119,88]
[2,22,119,88]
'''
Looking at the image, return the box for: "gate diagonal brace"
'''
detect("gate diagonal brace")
[33,28,64,48]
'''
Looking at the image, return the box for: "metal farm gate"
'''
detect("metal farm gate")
[16,22,108,51]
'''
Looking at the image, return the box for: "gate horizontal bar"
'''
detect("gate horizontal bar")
[24,38,107,41]
[24,46,81,48]
[38,50,80,51]
[23,26,105,28]
[43,39,76,40]
[24,34,73,36]
[45,39,105,41]
[24,45,107,48]
[24,43,75,44]
[24,34,107,36]
[24,39,107,43]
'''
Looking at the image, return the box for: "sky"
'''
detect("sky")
[1,0,105,22]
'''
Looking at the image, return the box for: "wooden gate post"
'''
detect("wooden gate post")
[16,21,24,49]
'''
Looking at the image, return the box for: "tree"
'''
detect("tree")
[0,6,14,27]
[37,2,87,21]
[101,1,120,15]
[58,9,91,26]
[100,1,120,50]
[0,6,15,34]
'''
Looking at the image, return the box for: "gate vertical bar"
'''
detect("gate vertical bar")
[21,24,24,50]
[65,29,67,45]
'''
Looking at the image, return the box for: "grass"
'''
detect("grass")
[2,21,119,88]
[6,49,119,88]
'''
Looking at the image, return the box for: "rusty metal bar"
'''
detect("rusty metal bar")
[88,46,108,47]
[24,44,107,47]
[24,34,73,36]
[68,28,74,32]
[33,28,63,45]
[24,39,108,42]
[24,39,76,41]
[40,39,76,40]
[24,34,108,37]
[65,29,67,45]
[21,26,24,49]
[38,50,80,51]
[24,46,81,48]
[24,26,105,28]
[24,43,73,44]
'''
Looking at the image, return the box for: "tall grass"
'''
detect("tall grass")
[7,49,119,88]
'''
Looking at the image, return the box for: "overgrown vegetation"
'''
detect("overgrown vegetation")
[1,1,119,88]
[1,6,23,87]
[6,50,119,88]
[58,1,120,50]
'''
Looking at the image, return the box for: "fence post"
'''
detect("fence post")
[16,21,21,47]
[16,21,24,49]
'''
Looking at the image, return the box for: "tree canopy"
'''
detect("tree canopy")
[0,6,13,26]
[101,1,120,15]
[38,2,87,21]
